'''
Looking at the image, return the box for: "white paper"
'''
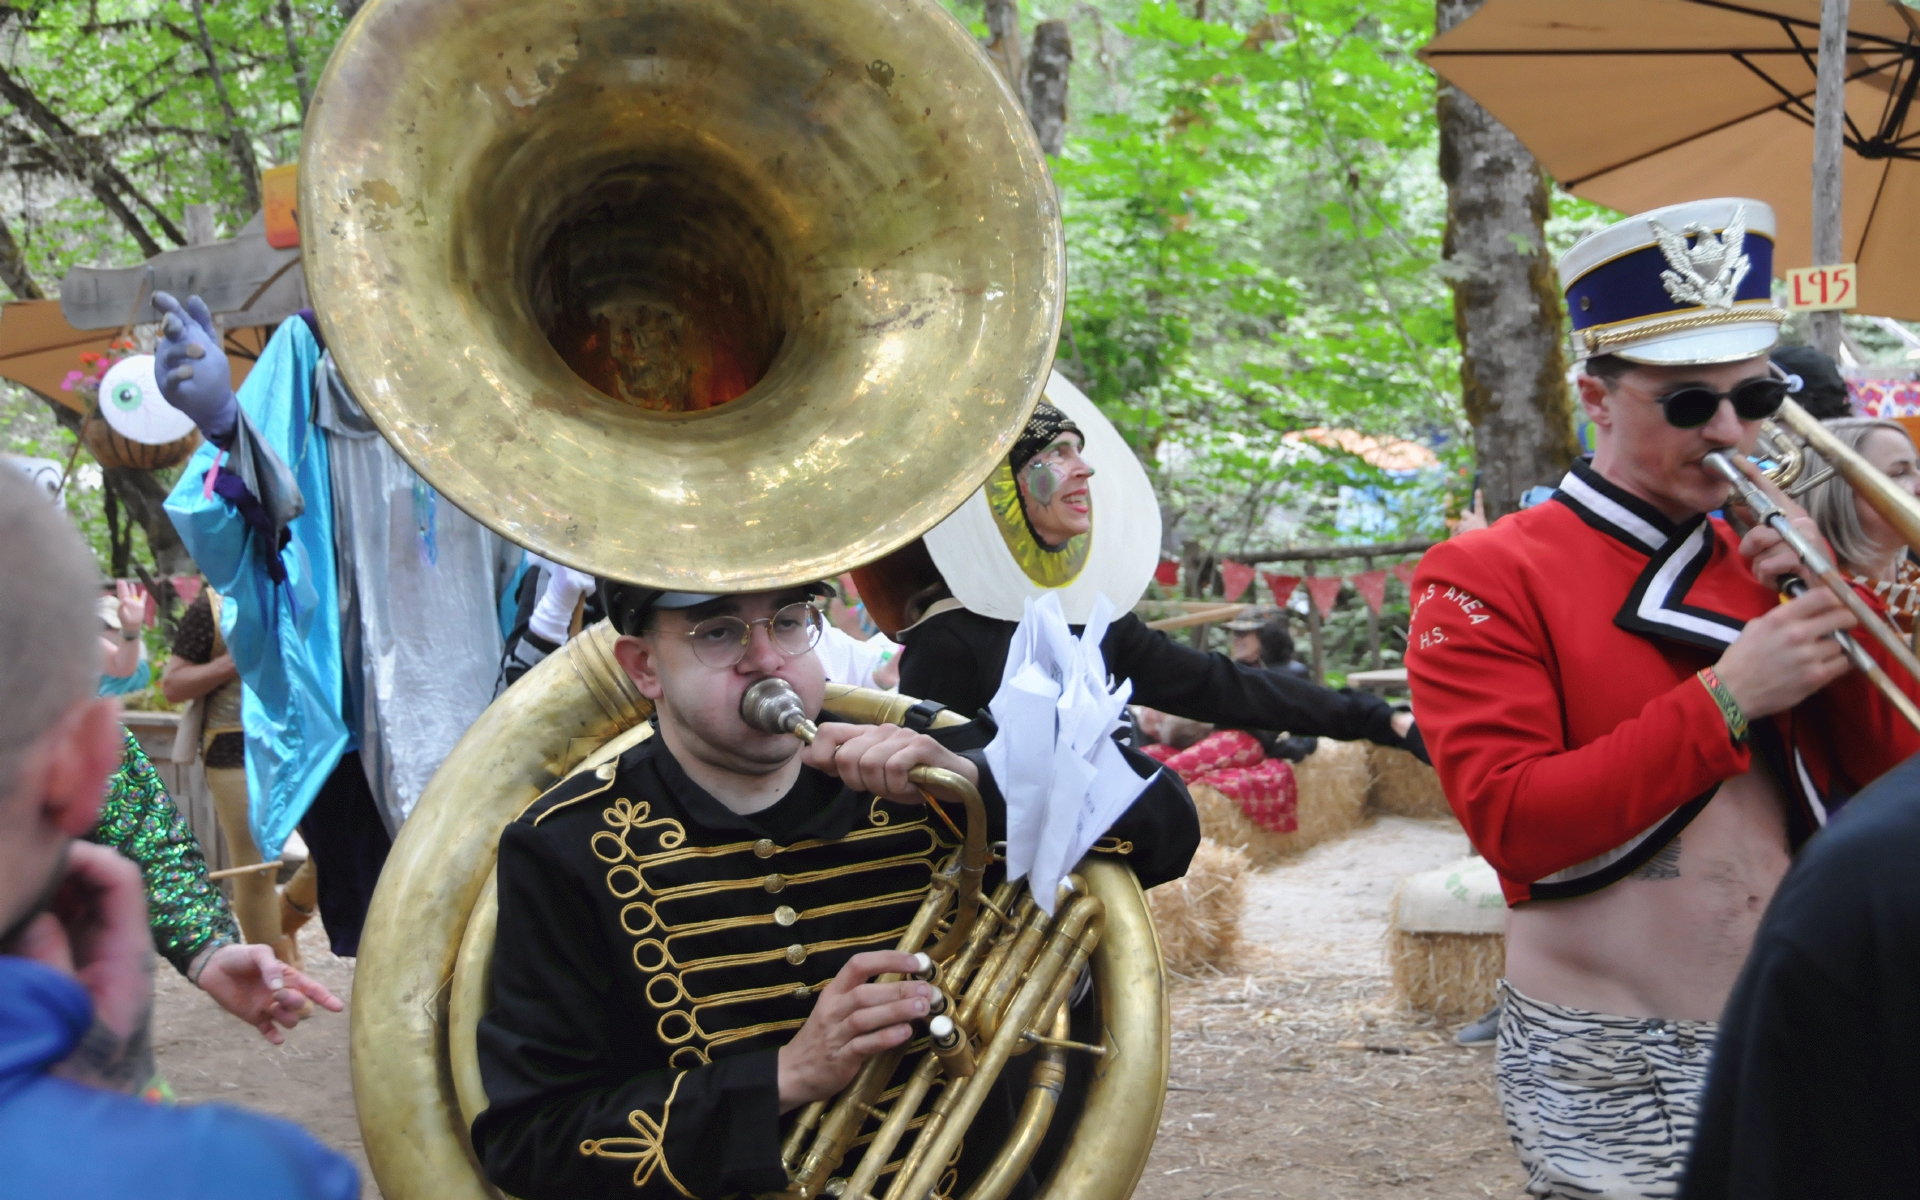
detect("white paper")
[983,593,1155,913]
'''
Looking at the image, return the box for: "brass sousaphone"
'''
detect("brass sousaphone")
[300,0,1168,1196]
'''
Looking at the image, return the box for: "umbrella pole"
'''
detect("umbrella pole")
[1809,0,1849,362]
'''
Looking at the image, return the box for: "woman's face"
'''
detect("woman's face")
[1851,427,1920,560]
[1016,433,1094,547]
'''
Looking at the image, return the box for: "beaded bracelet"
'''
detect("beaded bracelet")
[1697,667,1749,744]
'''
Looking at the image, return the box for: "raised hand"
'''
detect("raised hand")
[776,951,934,1111]
[1712,587,1856,719]
[195,942,344,1045]
[152,291,237,444]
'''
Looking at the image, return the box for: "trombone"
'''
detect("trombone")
[1706,396,1920,733]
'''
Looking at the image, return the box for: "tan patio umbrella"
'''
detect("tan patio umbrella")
[1422,1,1920,318]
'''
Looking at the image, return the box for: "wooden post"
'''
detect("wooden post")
[1304,562,1326,684]
[1810,0,1850,361]
[1363,555,1382,670]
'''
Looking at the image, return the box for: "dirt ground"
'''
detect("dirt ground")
[151,815,1525,1199]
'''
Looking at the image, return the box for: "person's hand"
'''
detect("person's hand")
[113,580,148,634]
[776,951,933,1111]
[1730,456,1835,589]
[7,842,156,1092]
[800,723,978,803]
[1712,587,1856,719]
[209,651,239,686]
[195,943,343,1044]
[152,291,237,444]
[1451,489,1489,536]
[1390,710,1414,738]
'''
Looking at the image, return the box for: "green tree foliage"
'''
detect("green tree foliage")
[0,0,342,283]
[1046,0,1466,552]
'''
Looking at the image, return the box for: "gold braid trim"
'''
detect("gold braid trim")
[1578,306,1787,356]
[579,1071,695,1198]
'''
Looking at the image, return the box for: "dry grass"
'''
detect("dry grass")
[1194,740,1372,867]
[1367,746,1453,820]
[1387,929,1505,1024]
[1149,838,1249,973]
[1138,958,1525,1200]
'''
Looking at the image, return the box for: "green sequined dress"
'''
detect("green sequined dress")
[88,728,241,975]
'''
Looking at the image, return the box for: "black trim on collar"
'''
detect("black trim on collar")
[1613,516,1746,650]
[1552,460,1681,555]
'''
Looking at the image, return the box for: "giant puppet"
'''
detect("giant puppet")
[157,293,524,954]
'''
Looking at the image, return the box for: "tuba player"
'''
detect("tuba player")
[470,583,1198,1199]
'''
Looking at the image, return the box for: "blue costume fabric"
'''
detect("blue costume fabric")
[164,319,349,858]
[0,956,358,1199]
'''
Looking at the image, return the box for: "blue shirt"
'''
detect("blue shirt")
[0,956,358,1199]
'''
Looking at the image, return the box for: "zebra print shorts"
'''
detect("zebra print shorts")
[1494,981,1716,1200]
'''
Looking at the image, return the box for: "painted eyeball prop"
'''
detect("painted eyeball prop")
[3,454,65,500]
[98,354,197,445]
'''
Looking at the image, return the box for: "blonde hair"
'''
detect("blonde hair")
[1802,418,1916,573]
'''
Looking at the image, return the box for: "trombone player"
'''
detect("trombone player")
[1407,198,1920,1200]
[471,583,1199,1198]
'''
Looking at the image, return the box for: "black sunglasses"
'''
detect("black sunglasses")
[1649,377,1790,429]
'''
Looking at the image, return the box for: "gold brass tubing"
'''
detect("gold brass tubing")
[972,903,1054,1045]
[1034,857,1169,1200]
[1021,1032,1107,1057]
[909,766,990,963]
[961,1007,1072,1200]
[835,878,1017,1200]
[823,684,972,731]
[841,1054,945,1200]
[891,895,1104,1200]
[782,1101,830,1173]
[880,1069,975,1200]
[1775,397,1920,552]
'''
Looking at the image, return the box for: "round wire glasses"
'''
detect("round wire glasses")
[682,601,826,668]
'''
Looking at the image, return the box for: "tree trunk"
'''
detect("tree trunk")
[104,464,196,578]
[277,0,313,118]
[0,210,45,299]
[1436,0,1577,520]
[983,0,1024,101]
[189,0,264,212]
[1025,21,1072,155]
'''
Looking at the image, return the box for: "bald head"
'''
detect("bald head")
[0,465,101,799]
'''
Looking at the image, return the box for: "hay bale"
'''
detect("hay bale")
[1147,837,1248,974]
[1367,745,1454,820]
[1388,930,1505,1023]
[1389,856,1506,1022]
[1191,738,1371,866]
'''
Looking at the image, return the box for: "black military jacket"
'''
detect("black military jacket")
[471,722,1198,1200]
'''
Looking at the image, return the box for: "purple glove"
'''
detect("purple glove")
[153,291,237,445]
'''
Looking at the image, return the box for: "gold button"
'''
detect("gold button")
[791,984,812,1000]
[595,762,616,780]
[763,873,787,893]
[774,904,798,927]
[785,943,807,965]
[753,838,777,859]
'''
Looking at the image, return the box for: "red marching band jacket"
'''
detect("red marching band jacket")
[1407,460,1920,906]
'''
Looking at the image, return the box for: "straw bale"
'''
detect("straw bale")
[1147,837,1248,974]
[1367,745,1454,820]
[1387,927,1505,1024]
[1191,739,1372,867]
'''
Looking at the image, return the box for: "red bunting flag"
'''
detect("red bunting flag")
[1304,575,1344,618]
[1390,561,1420,587]
[1263,572,1302,604]
[1351,569,1389,614]
[1154,560,1180,587]
[1218,560,1255,603]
